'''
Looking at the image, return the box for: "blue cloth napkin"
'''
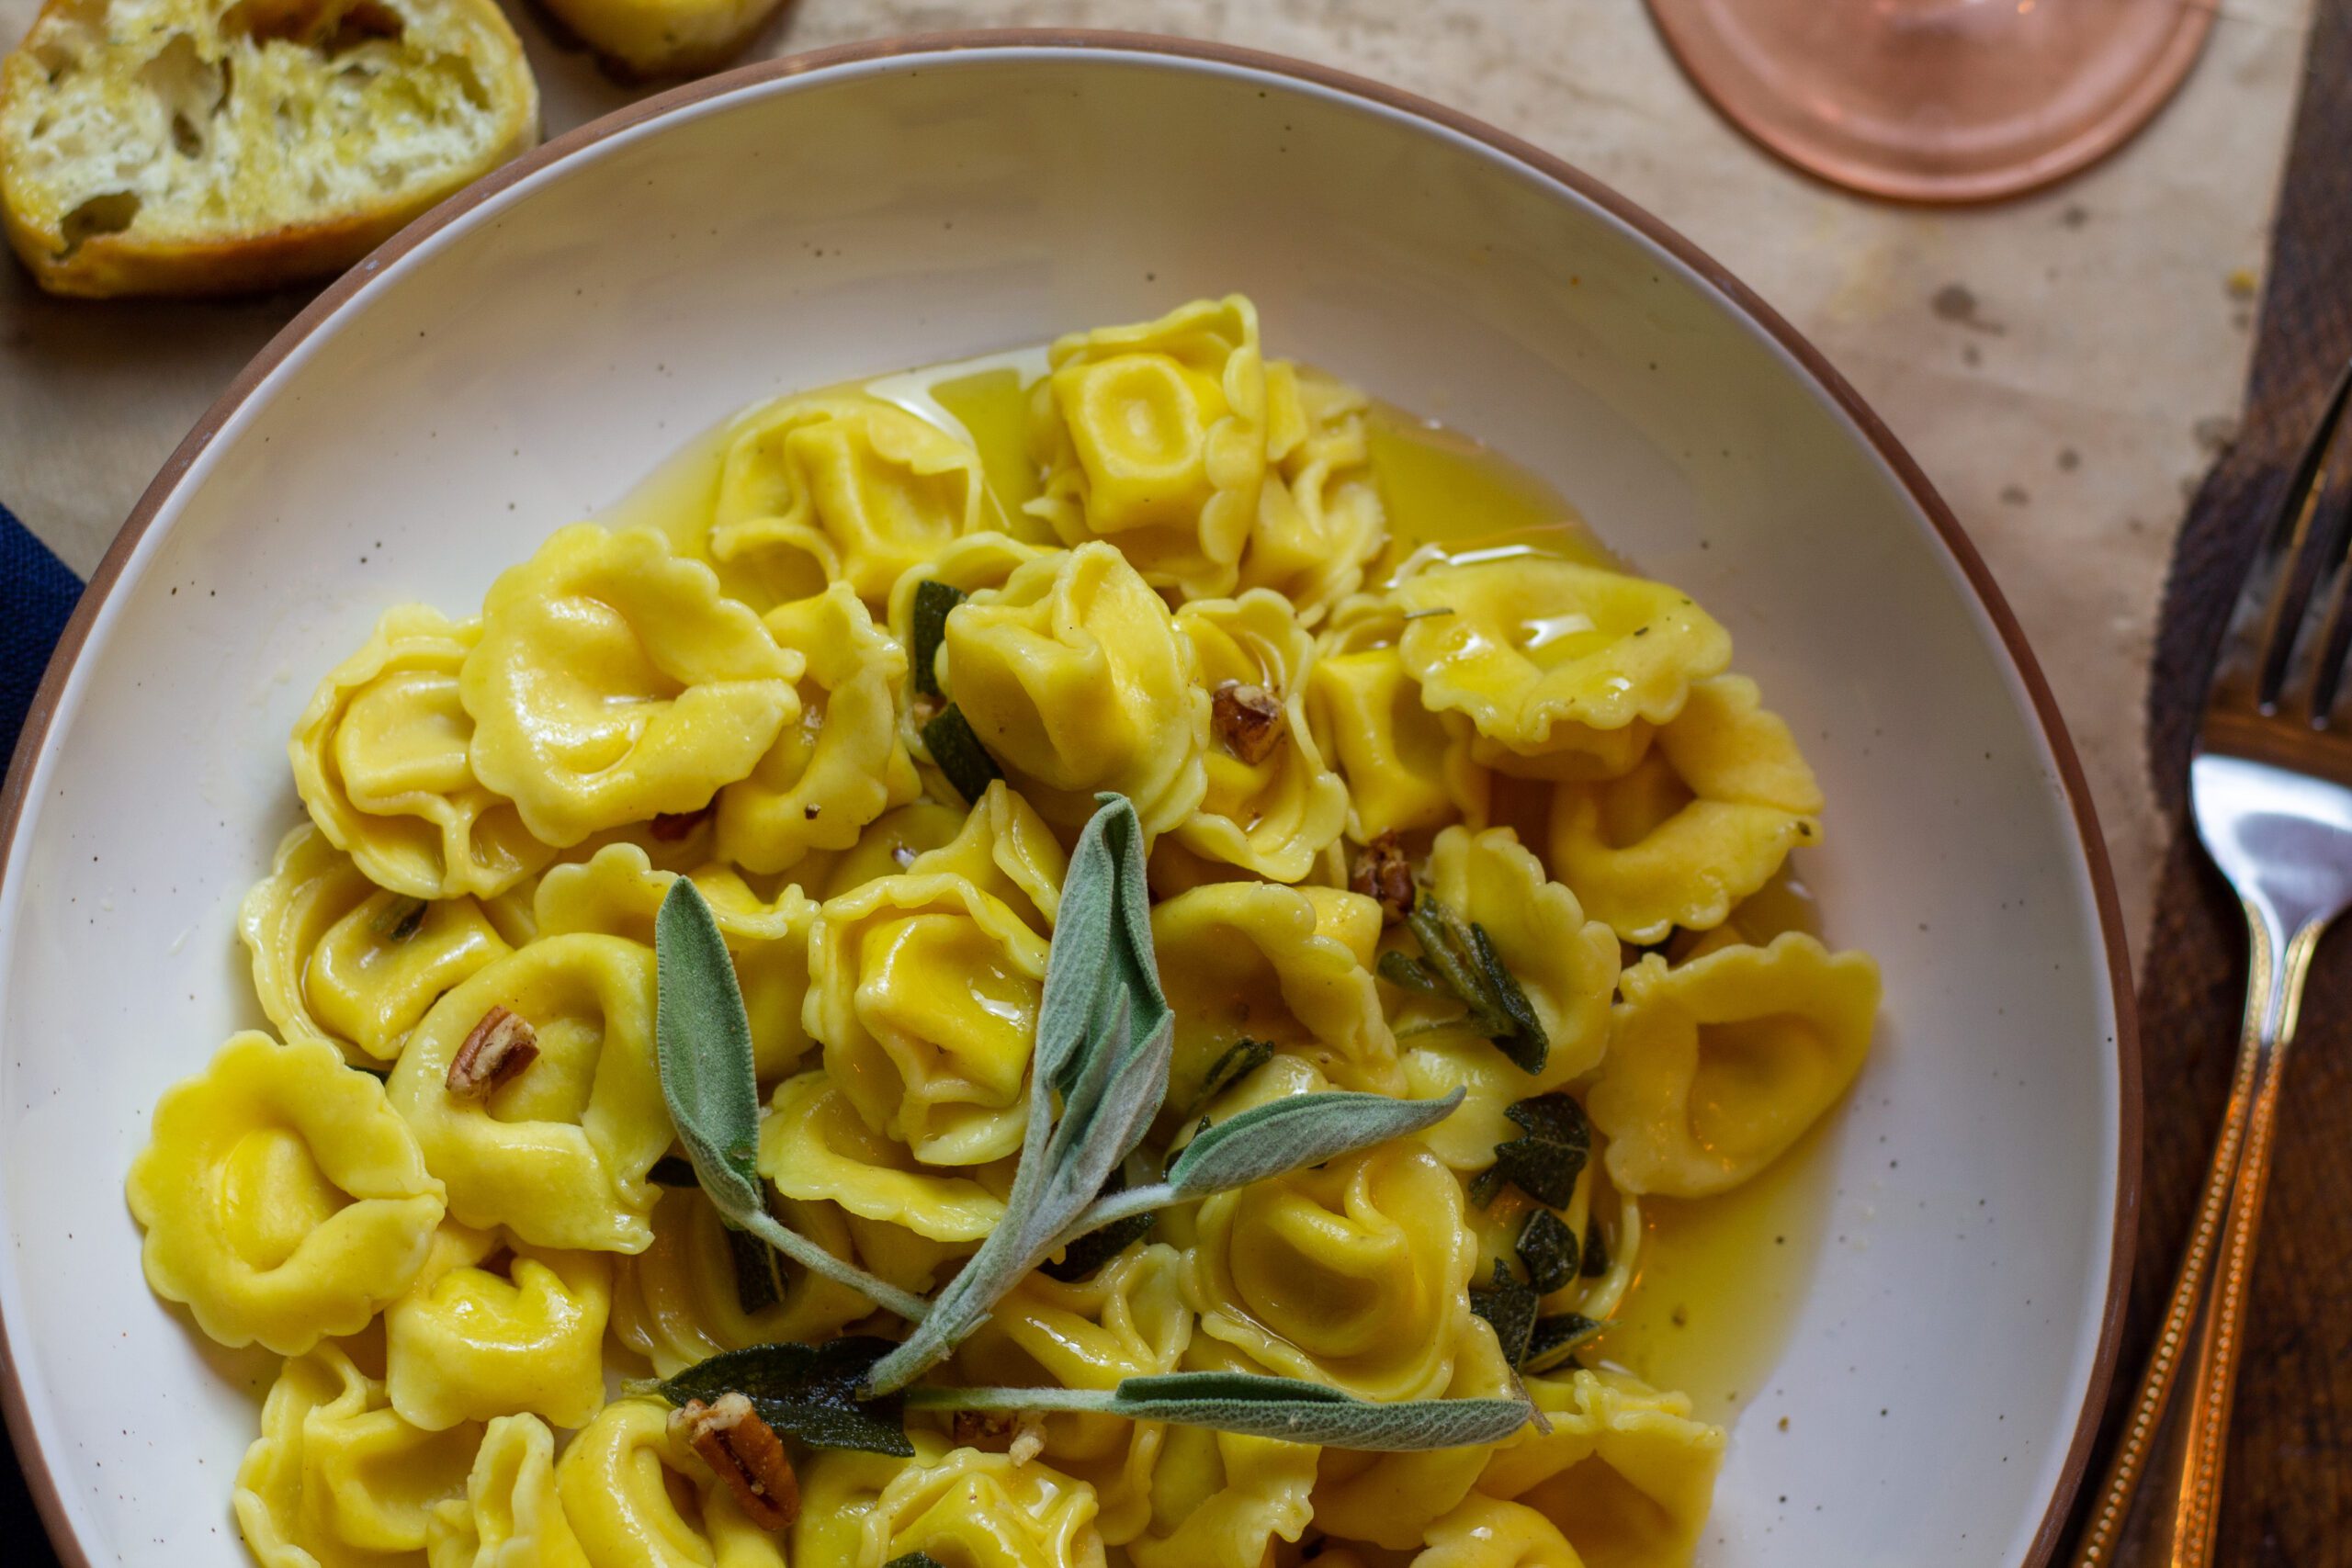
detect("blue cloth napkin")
[1,502,83,765]
[1,502,79,1568]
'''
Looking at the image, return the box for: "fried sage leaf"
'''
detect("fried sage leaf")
[910,580,965,701]
[920,704,1003,805]
[652,1337,913,1456]
[1469,1091,1590,1210]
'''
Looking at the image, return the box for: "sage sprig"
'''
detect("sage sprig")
[654,878,930,1323]
[905,1371,1530,1450]
[1048,1087,1466,1252]
[862,794,1173,1395]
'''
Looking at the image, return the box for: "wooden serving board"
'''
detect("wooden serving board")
[2083,0,2352,1558]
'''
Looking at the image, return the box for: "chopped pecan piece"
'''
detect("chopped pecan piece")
[673,1393,798,1531]
[1212,680,1286,764]
[1351,830,1418,926]
[1007,1411,1047,1467]
[445,1006,538,1099]
[650,804,713,840]
[953,1409,1016,1448]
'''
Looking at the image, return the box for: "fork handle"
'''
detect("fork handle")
[2068,901,2324,1568]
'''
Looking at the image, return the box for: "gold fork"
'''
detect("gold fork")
[2071,357,2352,1566]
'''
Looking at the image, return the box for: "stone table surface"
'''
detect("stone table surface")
[0,0,2324,965]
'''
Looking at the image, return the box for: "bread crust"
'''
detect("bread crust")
[0,0,541,299]
[529,0,789,82]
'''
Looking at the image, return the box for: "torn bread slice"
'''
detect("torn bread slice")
[534,0,786,81]
[0,0,540,297]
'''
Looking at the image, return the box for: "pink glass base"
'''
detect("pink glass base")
[1647,0,2217,204]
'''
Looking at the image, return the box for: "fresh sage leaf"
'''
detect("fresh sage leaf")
[910,580,965,701]
[1102,1371,1531,1451]
[864,795,1172,1395]
[654,1337,914,1456]
[657,880,929,1322]
[1524,1313,1603,1374]
[884,1556,948,1568]
[1516,1208,1578,1297]
[1164,1089,1464,1195]
[1581,1215,1611,1279]
[1179,1036,1276,1121]
[921,705,1002,805]
[1377,948,1449,998]
[1470,1258,1539,1368]
[1478,1092,1590,1209]
[907,1372,1531,1451]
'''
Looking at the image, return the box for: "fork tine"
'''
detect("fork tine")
[2244,356,2352,713]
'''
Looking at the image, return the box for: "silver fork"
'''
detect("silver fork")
[2071,357,2352,1568]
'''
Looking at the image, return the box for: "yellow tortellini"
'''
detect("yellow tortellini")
[1307,603,1492,840]
[806,870,1052,1166]
[1310,1315,1520,1549]
[388,935,671,1252]
[128,1032,445,1354]
[757,1069,1010,1244]
[428,1414,590,1568]
[1173,590,1351,882]
[1237,363,1389,624]
[1547,675,1826,943]
[715,582,920,874]
[463,525,804,847]
[1424,826,1619,1088]
[957,1244,1193,1544]
[607,1187,875,1378]
[237,1342,482,1568]
[1027,294,1269,599]
[533,843,817,1083]
[1415,1495,1589,1568]
[243,824,516,1064]
[862,1445,1108,1568]
[1154,881,1400,1100]
[943,541,1209,836]
[387,1224,612,1431]
[906,778,1068,932]
[709,390,989,607]
[1590,932,1879,1198]
[887,530,1056,669]
[555,1400,784,1568]
[792,1442,929,1568]
[293,604,557,901]
[1478,1369,1725,1568]
[1395,557,1731,753]
[148,296,1887,1568]
[1125,1344,1319,1568]
[1184,1141,1476,1403]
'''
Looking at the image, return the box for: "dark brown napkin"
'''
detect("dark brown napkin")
[2077,0,2352,1558]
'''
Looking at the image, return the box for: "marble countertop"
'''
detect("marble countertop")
[1,0,2319,964]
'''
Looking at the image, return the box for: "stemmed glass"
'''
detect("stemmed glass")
[1646,0,2217,202]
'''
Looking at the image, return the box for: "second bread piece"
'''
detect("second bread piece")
[0,0,540,297]
[535,0,785,80]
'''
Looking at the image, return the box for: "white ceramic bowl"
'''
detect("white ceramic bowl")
[0,32,2134,1568]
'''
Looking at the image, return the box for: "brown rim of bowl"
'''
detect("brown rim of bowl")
[0,27,2139,1568]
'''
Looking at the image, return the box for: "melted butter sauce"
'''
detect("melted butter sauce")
[594,354,1842,1425]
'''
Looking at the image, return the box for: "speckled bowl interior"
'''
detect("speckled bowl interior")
[0,37,2131,1568]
